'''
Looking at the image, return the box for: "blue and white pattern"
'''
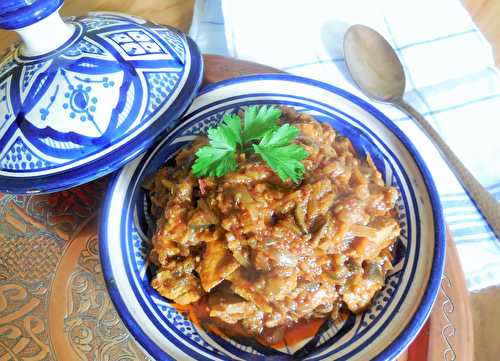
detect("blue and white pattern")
[0,0,64,30]
[0,138,55,170]
[189,0,500,293]
[0,11,203,193]
[100,76,445,361]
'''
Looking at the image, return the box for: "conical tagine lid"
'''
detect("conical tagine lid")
[0,0,203,193]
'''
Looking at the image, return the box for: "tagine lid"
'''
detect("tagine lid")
[0,0,203,194]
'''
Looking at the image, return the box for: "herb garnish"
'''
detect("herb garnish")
[191,105,309,182]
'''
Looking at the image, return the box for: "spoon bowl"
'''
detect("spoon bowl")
[344,24,405,102]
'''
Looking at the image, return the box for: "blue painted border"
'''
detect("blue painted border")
[100,74,445,361]
[0,36,203,194]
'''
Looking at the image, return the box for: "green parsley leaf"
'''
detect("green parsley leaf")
[258,123,300,148]
[191,114,241,177]
[242,105,282,143]
[191,105,308,181]
[253,124,309,183]
[223,113,243,148]
[192,146,237,177]
[207,113,242,150]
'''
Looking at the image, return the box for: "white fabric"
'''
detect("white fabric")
[189,0,500,291]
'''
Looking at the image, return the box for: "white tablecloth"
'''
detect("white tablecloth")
[189,0,500,291]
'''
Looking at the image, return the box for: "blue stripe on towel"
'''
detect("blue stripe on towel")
[397,29,477,51]
[392,93,500,122]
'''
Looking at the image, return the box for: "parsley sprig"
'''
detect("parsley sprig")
[191,105,309,183]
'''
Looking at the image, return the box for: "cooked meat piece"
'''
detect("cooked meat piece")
[188,199,219,228]
[348,217,400,260]
[226,232,251,267]
[208,292,260,324]
[241,310,265,335]
[152,270,203,305]
[176,180,194,203]
[261,270,298,302]
[318,220,349,254]
[199,236,240,292]
[295,281,338,317]
[229,269,273,313]
[342,273,383,313]
[266,249,299,268]
[334,195,370,225]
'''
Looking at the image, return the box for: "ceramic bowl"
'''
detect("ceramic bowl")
[99,74,445,361]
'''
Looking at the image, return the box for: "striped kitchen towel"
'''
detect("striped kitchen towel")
[189,0,500,291]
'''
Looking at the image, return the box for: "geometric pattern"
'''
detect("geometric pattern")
[150,294,220,352]
[142,72,181,121]
[0,138,55,170]
[80,17,126,32]
[63,38,106,57]
[0,56,16,79]
[108,30,164,56]
[0,12,189,178]
[156,28,186,63]
[21,62,46,91]
[0,234,60,282]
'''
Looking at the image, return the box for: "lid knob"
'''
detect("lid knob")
[0,0,74,56]
[0,0,64,29]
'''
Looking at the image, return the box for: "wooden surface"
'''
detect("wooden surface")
[471,285,500,361]
[203,54,285,84]
[427,229,474,361]
[463,0,500,66]
[60,0,195,31]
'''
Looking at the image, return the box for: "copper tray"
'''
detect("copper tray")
[0,55,473,361]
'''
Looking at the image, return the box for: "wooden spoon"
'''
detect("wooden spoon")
[343,24,500,239]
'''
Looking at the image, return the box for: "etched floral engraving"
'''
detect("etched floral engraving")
[440,274,457,361]
[63,236,148,361]
[0,283,50,360]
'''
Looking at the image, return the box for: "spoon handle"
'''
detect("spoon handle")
[396,99,500,240]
